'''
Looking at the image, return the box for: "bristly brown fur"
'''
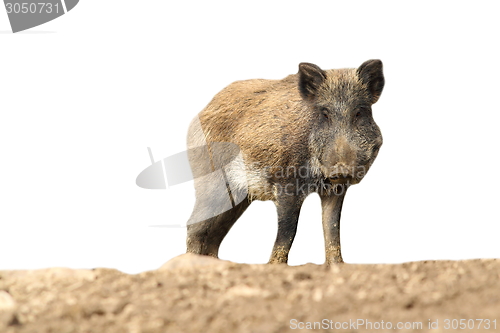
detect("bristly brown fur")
[186,60,385,265]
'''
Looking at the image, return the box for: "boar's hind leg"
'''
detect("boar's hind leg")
[186,198,250,258]
[320,192,346,265]
[269,195,304,264]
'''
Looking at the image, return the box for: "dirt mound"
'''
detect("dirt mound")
[1,254,499,333]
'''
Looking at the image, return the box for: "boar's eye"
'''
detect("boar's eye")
[355,106,371,119]
[320,107,329,120]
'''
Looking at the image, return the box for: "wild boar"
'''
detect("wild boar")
[185,60,384,265]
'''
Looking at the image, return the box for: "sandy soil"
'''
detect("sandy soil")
[0,254,499,333]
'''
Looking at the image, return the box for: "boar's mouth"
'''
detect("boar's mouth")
[326,174,359,185]
[324,175,355,195]
[328,174,351,183]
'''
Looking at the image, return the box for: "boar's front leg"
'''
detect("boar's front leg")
[269,194,304,264]
[320,191,346,265]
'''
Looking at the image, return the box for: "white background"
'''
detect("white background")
[1,1,499,274]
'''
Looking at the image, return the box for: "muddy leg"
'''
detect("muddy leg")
[269,195,304,264]
[320,191,346,265]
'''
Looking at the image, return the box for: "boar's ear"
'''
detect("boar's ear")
[357,59,384,104]
[298,62,327,100]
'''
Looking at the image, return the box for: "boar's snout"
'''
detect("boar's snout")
[321,134,374,184]
[323,135,355,168]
